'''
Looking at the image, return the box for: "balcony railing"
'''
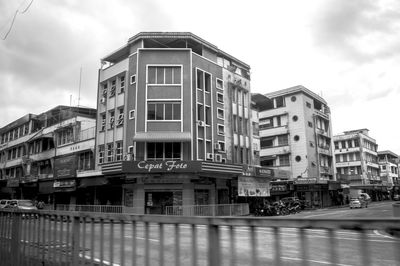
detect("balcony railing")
[165,203,249,216]
[0,209,399,266]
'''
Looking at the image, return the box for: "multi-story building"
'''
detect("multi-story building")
[378,150,398,187]
[0,106,97,204]
[252,85,336,206]
[333,129,384,200]
[97,32,265,214]
[334,129,379,184]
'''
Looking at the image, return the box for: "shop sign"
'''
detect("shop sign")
[125,161,201,173]
[296,178,317,184]
[271,184,288,192]
[7,179,20,187]
[54,155,77,179]
[142,176,184,184]
[369,179,382,184]
[238,176,271,197]
[20,176,39,183]
[53,179,76,188]
[255,167,273,177]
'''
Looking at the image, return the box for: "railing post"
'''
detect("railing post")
[208,224,220,266]
[11,212,21,266]
[71,215,81,266]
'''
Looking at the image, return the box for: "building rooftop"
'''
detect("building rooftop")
[264,85,328,105]
[101,31,250,69]
[378,150,399,158]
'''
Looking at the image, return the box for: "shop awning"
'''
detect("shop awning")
[78,177,109,188]
[132,132,191,142]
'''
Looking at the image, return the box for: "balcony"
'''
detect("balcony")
[366,161,379,168]
[314,109,329,120]
[29,149,55,161]
[335,161,362,167]
[316,128,330,138]
[260,145,290,157]
[317,146,331,156]
[320,166,333,175]
[335,147,360,153]
[259,126,289,138]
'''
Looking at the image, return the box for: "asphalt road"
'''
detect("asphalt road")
[17,201,400,266]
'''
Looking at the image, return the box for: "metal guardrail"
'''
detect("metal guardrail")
[165,203,249,216]
[53,204,142,214]
[0,209,399,266]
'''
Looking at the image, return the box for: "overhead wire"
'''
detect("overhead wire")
[1,0,34,40]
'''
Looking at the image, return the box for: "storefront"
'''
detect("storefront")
[270,180,295,201]
[294,178,331,208]
[101,160,243,215]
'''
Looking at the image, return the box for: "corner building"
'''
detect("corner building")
[98,32,254,214]
[252,86,337,207]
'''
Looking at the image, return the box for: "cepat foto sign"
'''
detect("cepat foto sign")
[137,161,188,172]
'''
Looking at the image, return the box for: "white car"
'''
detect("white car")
[349,198,367,209]
[0,199,10,208]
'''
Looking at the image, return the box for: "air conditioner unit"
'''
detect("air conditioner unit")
[214,143,221,151]
[215,154,222,162]
[198,121,205,127]
[100,97,106,104]
[206,153,214,160]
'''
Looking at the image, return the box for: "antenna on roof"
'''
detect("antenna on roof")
[78,66,82,107]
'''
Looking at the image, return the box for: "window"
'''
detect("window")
[107,143,114,162]
[57,127,74,146]
[98,145,105,164]
[130,75,136,84]
[147,142,181,160]
[216,78,223,90]
[233,115,237,132]
[218,141,226,152]
[116,142,123,161]
[100,114,106,131]
[110,80,116,97]
[204,72,211,92]
[348,140,353,148]
[306,102,311,108]
[148,66,181,84]
[295,156,301,162]
[238,90,243,105]
[354,139,359,147]
[308,121,313,128]
[279,155,290,166]
[217,108,224,120]
[275,96,284,108]
[260,137,274,149]
[148,103,181,120]
[205,106,211,125]
[117,109,124,126]
[334,142,339,149]
[217,125,225,136]
[217,93,224,104]
[196,69,211,91]
[291,96,297,102]
[102,83,108,97]
[294,135,300,141]
[78,151,93,171]
[238,117,243,134]
[129,110,135,120]
[119,76,125,93]
[197,104,203,121]
[278,135,288,146]
[292,115,298,122]
[109,111,115,129]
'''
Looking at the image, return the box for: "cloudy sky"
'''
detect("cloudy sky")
[1,0,400,154]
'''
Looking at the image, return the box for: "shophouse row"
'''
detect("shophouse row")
[0,32,398,213]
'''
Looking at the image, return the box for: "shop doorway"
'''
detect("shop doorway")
[145,191,174,214]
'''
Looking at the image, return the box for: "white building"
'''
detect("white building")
[252,85,335,181]
[378,150,398,187]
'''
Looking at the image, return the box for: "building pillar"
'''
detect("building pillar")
[133,183,145,214]
[182,183,194,216]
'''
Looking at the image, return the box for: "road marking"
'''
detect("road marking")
[373,230,395,239]
[281,256,353,266]
[80,254,120,266]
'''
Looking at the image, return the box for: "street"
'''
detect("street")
[17,201,400,266]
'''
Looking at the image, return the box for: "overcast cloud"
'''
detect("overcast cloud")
[1,0,399,154]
